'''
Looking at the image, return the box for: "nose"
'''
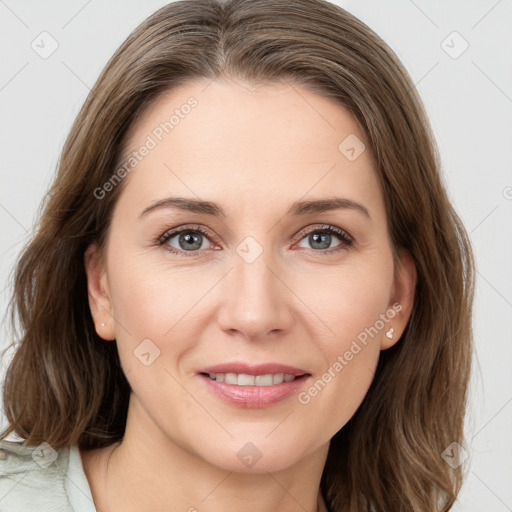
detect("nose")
[216,249,295,342]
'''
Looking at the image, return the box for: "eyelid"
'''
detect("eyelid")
[292,223,353,246]
[157,224,218,246]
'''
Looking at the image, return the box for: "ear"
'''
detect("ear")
[381,247,417,350]
[84,243,115,340]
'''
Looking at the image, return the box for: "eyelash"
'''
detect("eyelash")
[156,224,354,257]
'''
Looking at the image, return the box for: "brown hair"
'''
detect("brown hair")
[0,0,475,510]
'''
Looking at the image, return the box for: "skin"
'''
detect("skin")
[83,78,416,512]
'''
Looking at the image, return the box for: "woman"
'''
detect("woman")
[0,0,475,510]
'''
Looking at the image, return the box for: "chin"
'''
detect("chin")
[194,433,314,474]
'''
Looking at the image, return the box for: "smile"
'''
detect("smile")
[202,372,299,385]
[198,372,311,408]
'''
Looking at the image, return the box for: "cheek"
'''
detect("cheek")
[292,254,394,346]
[106,260,200,407]
[292,258,392,433]
[107,240,211,330]
[105,250,202,369]
[110,264,173,332]
[300,347,379,442]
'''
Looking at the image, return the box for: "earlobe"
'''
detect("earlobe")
[381,248,417,350]
[84,243,115,340]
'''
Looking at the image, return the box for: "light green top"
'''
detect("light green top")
[0,439,96,511]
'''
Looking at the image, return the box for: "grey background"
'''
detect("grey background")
[1,1,511,510]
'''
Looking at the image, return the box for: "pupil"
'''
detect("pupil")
[180,232,201,250]
[311,232,330,250]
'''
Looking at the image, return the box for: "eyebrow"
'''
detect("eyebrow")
[139,196,371,220]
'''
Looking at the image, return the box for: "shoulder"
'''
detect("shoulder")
[0,439,73,511]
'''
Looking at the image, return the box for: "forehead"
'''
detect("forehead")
[116,79,382,220]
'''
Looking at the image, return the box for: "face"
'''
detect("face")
[85,79,416,473]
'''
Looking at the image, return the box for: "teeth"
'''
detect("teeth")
[273,373,284,385]
[238,374,255,386]
[224,373,237,384]
[206,372,299,386]
[255,374,273,386]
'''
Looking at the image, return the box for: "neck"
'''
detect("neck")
[81,395,330,512]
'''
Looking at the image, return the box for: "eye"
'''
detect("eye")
[157,225,217,256]
[294,224,353,253]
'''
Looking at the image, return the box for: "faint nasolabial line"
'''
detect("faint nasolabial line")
[61,60,91,90]
[471,61,512,105]
[472,471,512,511]
[163,367,234,439]
[61,0,92,30]
[0,0,29,29]
[471,0,504,30]
[0,62,29,92]
[265,265,337,336]
[163,268,234,337]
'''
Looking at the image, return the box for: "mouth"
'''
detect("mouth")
[197,363,311,408]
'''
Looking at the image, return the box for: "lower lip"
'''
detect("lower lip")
[199,374,310,408]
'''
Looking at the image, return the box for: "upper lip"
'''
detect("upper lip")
[198,362,309,376]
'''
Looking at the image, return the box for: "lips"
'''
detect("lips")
[197,362,312,408]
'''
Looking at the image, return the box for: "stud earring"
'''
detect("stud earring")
[101,322,105,327]
[385,327,394,339]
